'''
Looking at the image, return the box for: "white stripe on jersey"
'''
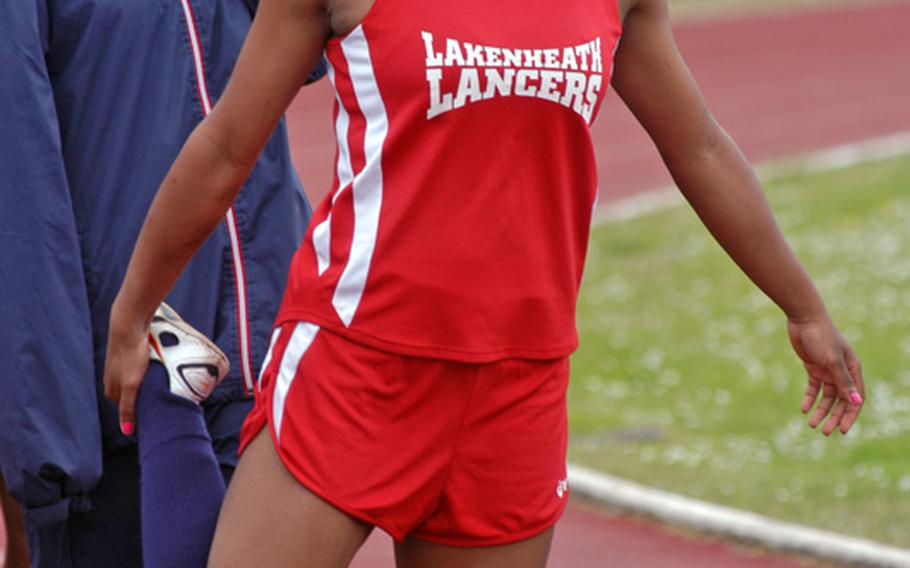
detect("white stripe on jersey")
[256,327,282,393]
[312,56,356,276]
[312,216,332,276]
[331,27,389,327]
[272,323,320,442]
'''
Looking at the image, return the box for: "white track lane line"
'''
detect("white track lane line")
[569,465,910,567]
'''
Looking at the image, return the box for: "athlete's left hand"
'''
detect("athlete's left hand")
[103,300,151,437]
[787,317,865,436]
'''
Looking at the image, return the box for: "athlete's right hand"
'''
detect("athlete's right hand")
[103,299,152,437]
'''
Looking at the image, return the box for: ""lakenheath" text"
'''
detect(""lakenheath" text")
[421,32,605,123]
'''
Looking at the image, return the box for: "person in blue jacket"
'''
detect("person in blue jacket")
[0,1,322,566]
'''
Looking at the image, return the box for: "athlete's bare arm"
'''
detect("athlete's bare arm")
[611,0,865,435]
[104,0,334,432]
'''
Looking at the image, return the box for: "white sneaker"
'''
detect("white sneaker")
[148,302,229,403]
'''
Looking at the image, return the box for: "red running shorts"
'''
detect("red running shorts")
[239,321,570,547]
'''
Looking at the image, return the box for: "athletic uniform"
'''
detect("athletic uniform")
[241,0,623,545]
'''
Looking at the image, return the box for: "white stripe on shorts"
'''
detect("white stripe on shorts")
[256,327,282,392]
[272,322,320,442]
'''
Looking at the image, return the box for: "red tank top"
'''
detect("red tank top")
[278,0,623,361]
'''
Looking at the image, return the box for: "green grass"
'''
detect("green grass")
[569,156,910,547]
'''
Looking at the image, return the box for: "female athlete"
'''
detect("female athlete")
[104,0,867,566]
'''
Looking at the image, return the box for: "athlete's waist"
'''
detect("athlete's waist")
[276,307,579,364]
[278,265,582,364]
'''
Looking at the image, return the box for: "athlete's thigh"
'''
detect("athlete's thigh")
[207,429,372,568]
[394,528,555,568]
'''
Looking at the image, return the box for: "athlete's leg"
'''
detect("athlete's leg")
[208,429,372,568]
[394,529,555,568]
[0,475,30,568]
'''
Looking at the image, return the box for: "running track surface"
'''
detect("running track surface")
[286,2,908,567]
[2,2,907,567]
[351,501,829,568]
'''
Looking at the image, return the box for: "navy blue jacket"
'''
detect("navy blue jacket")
[0,0,316,525]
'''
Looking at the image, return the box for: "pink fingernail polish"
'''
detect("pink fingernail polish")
[122,422,134,436]
[850,393,863,405]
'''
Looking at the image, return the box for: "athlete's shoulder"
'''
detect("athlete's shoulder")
[616,0,670,22]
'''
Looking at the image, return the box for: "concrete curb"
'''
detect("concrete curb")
[595,131,910,225]
[568,464,910,567]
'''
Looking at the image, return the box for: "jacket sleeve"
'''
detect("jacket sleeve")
[0,1,102,527]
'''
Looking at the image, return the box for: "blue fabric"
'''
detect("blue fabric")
[0,0,101,526]
[24,396,257,568]
[138,364,225,568]
[0,0,320,540]
[203,398,255,486]
[25,448,143,568]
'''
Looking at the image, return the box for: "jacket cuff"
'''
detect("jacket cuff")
[22,495,91,529]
